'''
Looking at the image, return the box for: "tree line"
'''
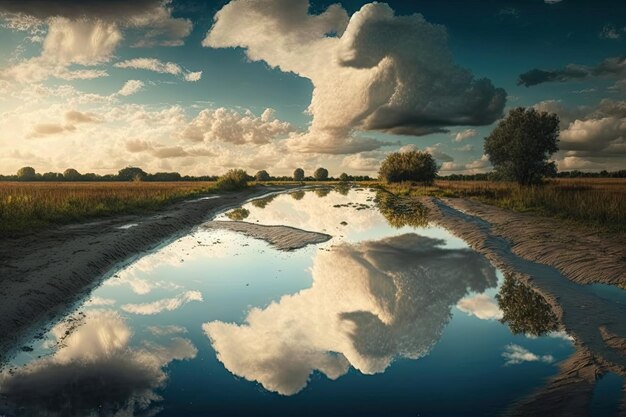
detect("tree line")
[2,166,373,182]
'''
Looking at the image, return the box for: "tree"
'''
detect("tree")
[63,168,81,181]
[378,150,438,183]
[313,167,329,181]
[118,167,147,182]
[293,168,305,181]
[339,172,349,182]
[16,166,36,181]
[484,107,559,185]
[216,169,249,191]
[255,170,270,181]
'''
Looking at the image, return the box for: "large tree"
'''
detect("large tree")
[63,168,81,181]
[255,170,270,181]
[313,167,328,181]
[293,168,305,181]
[118,167,147,182]
[484,107,559,185]
[378,150,438,184]
[16,166,36,181]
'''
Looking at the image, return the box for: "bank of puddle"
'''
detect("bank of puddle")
[0,187,620,416]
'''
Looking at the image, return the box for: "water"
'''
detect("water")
[1,187,601,417]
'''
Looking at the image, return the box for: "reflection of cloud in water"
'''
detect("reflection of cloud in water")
[204,234,497,395]
[457,294,503,320]
[502,344,554,365]
[122,290,203,315]
[147,325,188,336]
[0,310,197,417]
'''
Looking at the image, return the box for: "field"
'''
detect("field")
[0,182,216,235]
[1,178,624,236]
[384,178,626,232]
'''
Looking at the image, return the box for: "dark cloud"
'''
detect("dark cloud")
[518,56,626,87]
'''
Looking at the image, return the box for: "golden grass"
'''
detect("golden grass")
[384,178,626,232]
[0,182,216,235]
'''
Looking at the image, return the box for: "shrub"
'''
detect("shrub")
[314,167,329,181]
[216,169,249,191]
[378,150,438,184]
[293,168,305,181]
[255,170,270,181]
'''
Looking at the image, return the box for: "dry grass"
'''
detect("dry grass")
[385,178,626,232]
[0,182,216,235]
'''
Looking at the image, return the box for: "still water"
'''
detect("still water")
[1,188,583,416]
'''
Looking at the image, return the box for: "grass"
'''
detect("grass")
[383,178,626,232]
[0,182,218,236]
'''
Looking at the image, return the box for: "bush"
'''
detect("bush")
[378,150,438,184]
[216,169,249,191]
[255,170,270,181]
[314,167,329,181]
[293,168,305,181]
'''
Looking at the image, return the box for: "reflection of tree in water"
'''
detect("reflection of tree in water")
[496,274,559,336]
[226,207,250,220]
[204,233,497,395]
[289,190,305,201]
[334,183,350,196]
[375,190,429,228]
[314,188,331,198]
[250,194,277,209]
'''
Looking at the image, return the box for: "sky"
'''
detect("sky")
[0,0,624,176]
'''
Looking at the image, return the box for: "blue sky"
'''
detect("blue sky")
[0,0,624,175]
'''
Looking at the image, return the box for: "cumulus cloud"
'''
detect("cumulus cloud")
[114,58,202,82]
[518,56,626,87]
[181,107,294,145]
[599,24,625,40]
[502,344,554,365]
[453,128,479,142]
[533,99,626,170]
[341,152,383,172]
[121,290,203,315]
[27,122,75,138]
[203,0,506,154]
[457,294,503,320]
[0,1,192,83]
[204,234,497,395]
[0,0,192,47]
[0,310,197,416]
[65,110,101,123]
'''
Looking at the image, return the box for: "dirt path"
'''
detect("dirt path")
[0,186,294,364]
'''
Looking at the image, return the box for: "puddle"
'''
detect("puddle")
[1,187,600,417]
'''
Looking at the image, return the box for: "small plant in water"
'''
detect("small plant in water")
[226,207,250,221]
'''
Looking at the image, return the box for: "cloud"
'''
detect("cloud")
[181,107,294,145]
[533,99,626,169]
[453,128,479,142]
[204,0,505,154]
[439,154,490,173]
[544,0,563,4]
[121,290,203,315]
[502,344,554,365]
[0,310,197,416]
[85,296,116,306]
[114,58,202,82]
[146,325,188,336]
[599,24,625,40]
[518,56,626,87]
[457,294,503,320]
[65,110,100,124]
[204,234,497,395]
[117,79,145,96]
[27,122,76,138]
[341,152,383,172]
[0,0,192,47]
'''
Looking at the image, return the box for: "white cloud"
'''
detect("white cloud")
[0,310,197,416]
[204,234,497,395]
[181,107,294,145]
[121,290,203,315]
[502,344,554,365]
[453,128,479,142]
[114,58,202,82]
[203,0,505,154]
[117,80,145,96]
[457,294,503,320]
[85,296,116,306]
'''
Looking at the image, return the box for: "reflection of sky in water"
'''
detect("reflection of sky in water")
[1,188,578,417]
